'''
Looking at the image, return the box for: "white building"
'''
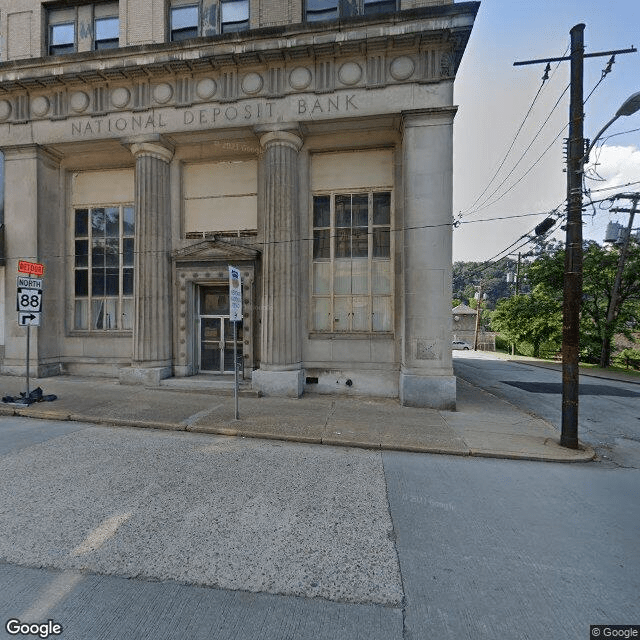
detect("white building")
[0,0,478,408]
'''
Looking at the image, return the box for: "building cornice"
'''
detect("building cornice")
[0,5,477,91]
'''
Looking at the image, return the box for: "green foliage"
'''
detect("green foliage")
[613,348,640,370]
[490,292,562,358]
[495,334,510,352]
[527,240,640,364]
[453,257,528,309]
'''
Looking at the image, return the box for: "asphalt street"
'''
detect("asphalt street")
[1,414,638,640]
[453,351,640,469]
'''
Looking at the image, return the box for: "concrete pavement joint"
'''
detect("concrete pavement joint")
[380,453,408,635]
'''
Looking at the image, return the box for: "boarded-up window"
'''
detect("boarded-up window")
[311,149,393,191]
[183,160,258,233]
[71,169,134,206]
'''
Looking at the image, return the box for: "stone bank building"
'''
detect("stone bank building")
[0,0,477,408]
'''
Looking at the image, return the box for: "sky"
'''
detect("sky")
[452,0,640,262]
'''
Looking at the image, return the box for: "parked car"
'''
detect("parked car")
[452,340,472,350]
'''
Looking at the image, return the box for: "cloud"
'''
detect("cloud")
[583,145,640,244]
[584,144,640,192]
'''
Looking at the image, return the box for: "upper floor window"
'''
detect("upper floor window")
[305,0,397,22]
[363,0,397,15]
[94,16,119,49]
[221,0,249,33]
[306,0,338,22]
[169,0,250,40]
[49,22,75,55]
[47,2,119,56]
[170,5,199,41]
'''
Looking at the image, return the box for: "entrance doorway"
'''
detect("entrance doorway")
[198,286,243,374]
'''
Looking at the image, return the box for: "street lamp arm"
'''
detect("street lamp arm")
[583,91,640,165]
[584,114,620,165]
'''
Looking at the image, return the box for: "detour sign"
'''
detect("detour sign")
[18,261,45,276]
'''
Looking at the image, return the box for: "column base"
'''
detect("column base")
[399,373,456,410]
[252,368,304,398]
[119,366,171,387]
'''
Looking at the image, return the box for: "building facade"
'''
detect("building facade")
[0,0,478,408]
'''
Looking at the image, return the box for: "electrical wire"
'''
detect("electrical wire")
[462,52,621,220]
[459,46,570,219]
[460,83,570,218]
[460,73,551,215]
[453,209,567,282]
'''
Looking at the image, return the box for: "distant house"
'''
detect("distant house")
[452,303,495,351]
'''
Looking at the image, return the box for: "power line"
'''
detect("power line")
[459,46,570,218]
[460,83,570,218]
[461,52,622,220]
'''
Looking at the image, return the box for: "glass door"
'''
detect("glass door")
[198,286,243,374]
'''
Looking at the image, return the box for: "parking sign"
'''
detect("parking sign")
[229,266,242,322]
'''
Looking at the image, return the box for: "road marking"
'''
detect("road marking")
[182,405,223,427]
[71,512,132,557]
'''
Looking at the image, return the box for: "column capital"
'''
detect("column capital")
[123,134,174,163]
[401,107,458,130]
[256,127,303,152]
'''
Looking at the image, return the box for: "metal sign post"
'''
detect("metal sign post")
[17,275,44,400]
[26,325,30,398]
[229,266,242,420]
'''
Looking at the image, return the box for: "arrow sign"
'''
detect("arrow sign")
[18,312,40,326]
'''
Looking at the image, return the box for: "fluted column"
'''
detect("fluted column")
[119,137,174,386]
[252,128,304,397]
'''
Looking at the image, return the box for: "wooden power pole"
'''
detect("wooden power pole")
[514,25,636,449]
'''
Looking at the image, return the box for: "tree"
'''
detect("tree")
[453,256,528,309]
[490,291,562,358]
[526,240,640,365]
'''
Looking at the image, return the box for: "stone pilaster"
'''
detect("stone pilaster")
[399,109,457,409]
[1,145,63,377]
[119,136,174,386]
[252,128,304,397]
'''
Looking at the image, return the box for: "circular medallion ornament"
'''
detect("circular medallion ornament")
[338,62,362,86]
[31,96,50,117]
[241,72,263,95]
[153,83,173,105]
[0,100,12,121]
[390,56,415,81]
[288,67,312,91]
[70,91,90,113]
[110,87,131,109]
[196,78,217,100]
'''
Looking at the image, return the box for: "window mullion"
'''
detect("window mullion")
[349,193,354,331]
[368,191,373,331]
[330,193,335,331]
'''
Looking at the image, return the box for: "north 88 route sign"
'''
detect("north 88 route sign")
[17,287,43,313]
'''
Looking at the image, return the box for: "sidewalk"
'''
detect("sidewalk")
[0,373,594,463]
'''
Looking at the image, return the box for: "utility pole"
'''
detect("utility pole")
[473,284,483,351]
[599,193,640,368]
[561,24,585,449]
[514,26,636,449]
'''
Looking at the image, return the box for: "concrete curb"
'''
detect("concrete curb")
[0,401,595,463]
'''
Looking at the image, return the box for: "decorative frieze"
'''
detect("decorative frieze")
[0,46,458,124]
[92,86,108,114]
[131,82,150,111]
[315,59,335,93]
[220,69,239,102]
[175,77,193,106]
